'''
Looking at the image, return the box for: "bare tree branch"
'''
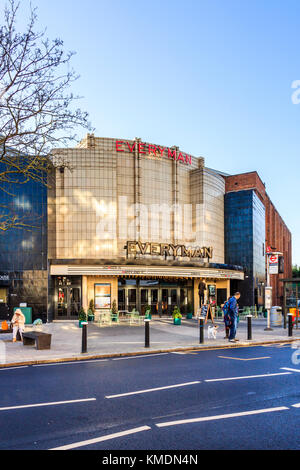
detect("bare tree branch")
[0,0,93,230]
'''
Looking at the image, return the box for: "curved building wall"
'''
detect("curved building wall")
[48,136,225,264]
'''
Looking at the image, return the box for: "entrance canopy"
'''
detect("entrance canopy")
[50,264,244,280]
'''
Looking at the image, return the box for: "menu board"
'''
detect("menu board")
[94,283,111,309]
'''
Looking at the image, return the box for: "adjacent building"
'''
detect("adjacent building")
[0,174,48,321]
[225,171,292,307]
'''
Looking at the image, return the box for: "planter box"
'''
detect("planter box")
[173,317,181,325]
[186,313,193,319]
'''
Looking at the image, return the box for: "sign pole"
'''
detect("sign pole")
[264,250,283,332]
[264,253,273,331]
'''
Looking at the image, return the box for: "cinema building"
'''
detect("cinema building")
[0,134,291,322]
[47,134,247,321]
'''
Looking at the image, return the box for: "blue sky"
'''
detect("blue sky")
[14,0,300,264]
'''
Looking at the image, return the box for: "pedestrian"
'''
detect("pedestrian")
[11,308,25,342]
[222,297,231,339]
[228,292,241,342]
[198,281,206,308]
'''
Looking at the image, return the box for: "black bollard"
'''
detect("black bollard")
[247,314,252,340]
[288,314,293,337]
[145,319,150,348]
[81,322,88,353]
[199,316,204,344]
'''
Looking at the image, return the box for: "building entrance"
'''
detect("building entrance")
[55,276,81,319]
[118,278,193,316]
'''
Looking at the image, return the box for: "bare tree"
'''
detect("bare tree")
[0,0,92,230]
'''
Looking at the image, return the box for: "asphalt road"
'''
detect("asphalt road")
[0,343,299,451]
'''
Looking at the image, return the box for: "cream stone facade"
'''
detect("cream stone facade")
[48,135,243,320]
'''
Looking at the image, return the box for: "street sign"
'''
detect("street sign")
[269,254,278,274]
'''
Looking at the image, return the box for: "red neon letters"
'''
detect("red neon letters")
[116,140,192,165]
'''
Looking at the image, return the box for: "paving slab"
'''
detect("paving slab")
[0,318,299,367]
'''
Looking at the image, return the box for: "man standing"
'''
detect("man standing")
[198,281,206,308]
[228,292,240,342]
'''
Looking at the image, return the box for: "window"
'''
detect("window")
[94,283,111,309]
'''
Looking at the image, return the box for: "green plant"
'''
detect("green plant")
[145,305,151,315]
[172,306,182,319]
[88,299,95,314]
[111,299,118,315]
[78,307,87,322]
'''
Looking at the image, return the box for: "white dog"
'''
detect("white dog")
[207,325,219,340]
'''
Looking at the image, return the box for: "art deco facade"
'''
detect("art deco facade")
[47,135,243,320]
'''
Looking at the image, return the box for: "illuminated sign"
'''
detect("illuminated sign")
[116,140,192,165]
[125,241,213,259]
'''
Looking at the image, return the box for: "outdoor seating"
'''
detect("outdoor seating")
[129,311,145,325]
[22,331,52,350]
[110,311,120,324]
[257,306,265,317]
[216,306,223,318]
[98,312,112,327]
[239,306,251,317]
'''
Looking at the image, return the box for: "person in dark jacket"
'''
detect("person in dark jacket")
[228,292,241,342]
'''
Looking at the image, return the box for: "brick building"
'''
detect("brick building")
[225,171,292,307]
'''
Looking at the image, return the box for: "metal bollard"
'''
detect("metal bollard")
[288,313,293,337]
[199,316,204,344]
[81,322,88,353]
[144,319,150,348]
[247,314,252,340]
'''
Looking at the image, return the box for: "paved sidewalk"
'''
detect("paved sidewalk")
[0,317,299,367]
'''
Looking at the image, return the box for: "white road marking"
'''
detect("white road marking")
[0,398,96,412]
[49,425,151,450]
[156,406,289,428]
[171,352,198,355]
[0,366,28,371]
[105,381,200,399]
[205,372,291,382]
[112,353,168,361]
[33,359,108,367]
[280,367,300,373]
[291,403,300,408]
[218,356,271,361]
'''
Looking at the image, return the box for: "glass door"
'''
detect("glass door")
[55,276,81,319]
[170,288,177,313]
[180,287,187,315]
[140,289,149,314]
[70,287,80,316]
[161,289,169,316]
[57,286,68,317]
[118,288,125,311]
[151,289,158,315]
[128,288,137,312]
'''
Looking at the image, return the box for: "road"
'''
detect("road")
[0,343,299,450]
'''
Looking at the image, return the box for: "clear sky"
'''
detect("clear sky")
[12,0,300,264]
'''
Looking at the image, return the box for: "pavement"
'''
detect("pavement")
[0,316,300,367]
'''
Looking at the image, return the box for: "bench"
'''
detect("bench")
[22,331,52,350]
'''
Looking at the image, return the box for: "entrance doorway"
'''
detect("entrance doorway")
[118,278,193,316]
[55,276,81,319]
